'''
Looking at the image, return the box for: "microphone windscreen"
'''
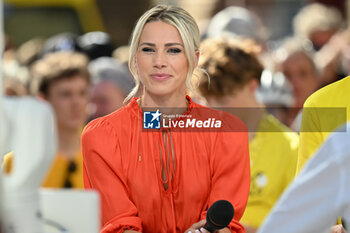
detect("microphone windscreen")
[206,200,234,229]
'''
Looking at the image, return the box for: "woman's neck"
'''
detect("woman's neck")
[139,91,188,116]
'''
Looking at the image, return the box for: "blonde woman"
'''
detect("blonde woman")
[82,5,250,233]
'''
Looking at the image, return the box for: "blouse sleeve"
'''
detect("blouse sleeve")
[201,116,250,233]
[82,119,142,233]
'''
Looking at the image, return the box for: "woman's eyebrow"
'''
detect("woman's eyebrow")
[140,42,155,47]
[139,42,184,47]
[165,43,184,47]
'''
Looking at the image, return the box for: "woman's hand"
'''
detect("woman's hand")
[184,220,231,233]
[330,224,347,233]
[184,220,209,233]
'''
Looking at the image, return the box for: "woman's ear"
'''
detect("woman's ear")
[195,50,200,66]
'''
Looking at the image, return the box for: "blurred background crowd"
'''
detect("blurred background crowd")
[3,0,349,130]
[2,0,350,232]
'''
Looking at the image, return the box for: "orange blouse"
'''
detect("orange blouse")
[82,96,250,233]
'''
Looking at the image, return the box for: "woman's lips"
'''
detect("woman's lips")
[150,73,172,81]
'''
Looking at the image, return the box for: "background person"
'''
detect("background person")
[197,37,299,233]
[3,51,91,189]
[293,3,343,51]
[275,37,320,130]
[297,75,350,173]
[258,123,350,233]
[88,57,135,120]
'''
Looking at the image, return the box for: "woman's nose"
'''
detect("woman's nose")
[153,52,167,68]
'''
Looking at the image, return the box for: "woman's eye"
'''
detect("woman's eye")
[141,47,155,53]
[168,48,181,54]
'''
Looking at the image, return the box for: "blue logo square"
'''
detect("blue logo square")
[143,110,161,129]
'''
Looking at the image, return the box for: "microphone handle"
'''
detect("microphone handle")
[204,222,220,233]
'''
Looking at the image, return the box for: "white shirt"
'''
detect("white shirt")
[257,122,350,233]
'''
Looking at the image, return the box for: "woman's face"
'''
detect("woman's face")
[135,21,189,98]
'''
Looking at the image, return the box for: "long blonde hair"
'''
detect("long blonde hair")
[125,4,201,102]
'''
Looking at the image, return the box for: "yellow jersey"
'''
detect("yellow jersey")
[297,76,350,173]
[241,114,299,228]
[2,151,84,189]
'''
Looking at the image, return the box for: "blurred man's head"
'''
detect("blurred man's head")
[88,57,134,119]
[31,52,90,131]
[206,6,268,46]
[78,31,114,61]
[282,51,318,107]
[293,3,343,50]
[277,38,319,108]
[198,37,264,108]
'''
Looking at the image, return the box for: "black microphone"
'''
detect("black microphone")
[204,200,235,232]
